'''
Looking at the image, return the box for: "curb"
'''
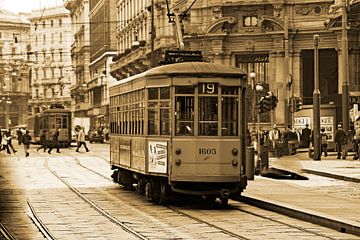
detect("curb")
[302,169,360,183]
[238,195,360,236]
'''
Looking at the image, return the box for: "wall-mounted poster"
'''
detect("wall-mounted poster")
[148,141,167,174]
[294,116,334,142]
[320,116,334,142]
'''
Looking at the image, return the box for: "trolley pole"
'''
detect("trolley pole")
[341,0,349,133]
[313,35,321,160]
[150,0,155,68]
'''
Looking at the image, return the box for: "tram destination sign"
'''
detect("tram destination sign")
[198,83,218,94]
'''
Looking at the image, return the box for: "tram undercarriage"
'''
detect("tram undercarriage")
[111,167,247,205]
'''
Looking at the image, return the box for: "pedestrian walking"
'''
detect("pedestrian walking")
[17,128,23,145]
[37,130,48,152]
[76,127,89,152]
[6,130,17,154]
[320,128,328,157]
[334,124,347,159]
[301,124,311,148]
[22,130,32,157]
[1,132,9,153]
[48,129,60,154]
[353,124,360,160]
[269,124,281,157]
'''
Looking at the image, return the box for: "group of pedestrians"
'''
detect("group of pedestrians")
[0,125,91,157]
[258,123,328,157]
[1,128,32,157]
[36,129,60,154]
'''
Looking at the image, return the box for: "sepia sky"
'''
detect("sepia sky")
[0,0,64,13]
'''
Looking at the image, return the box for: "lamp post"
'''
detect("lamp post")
[0,97,12,129]
[250,70,264,150]
[341,0,349,133]
[313,35,321,160]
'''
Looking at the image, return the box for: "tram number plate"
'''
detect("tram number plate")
[198,148,217,155]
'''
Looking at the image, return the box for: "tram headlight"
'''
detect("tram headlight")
[232,148,238,156]
[175,148,181,155]
[232,159,238,166]
[175,159,182,166]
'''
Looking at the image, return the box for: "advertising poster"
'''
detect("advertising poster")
[148,141,168,174]
[294,116,334,142]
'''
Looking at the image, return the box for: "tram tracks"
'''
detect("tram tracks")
[27,200,56,240]
[43,159,148,240]
[0,222,15,240]
[66,153,347,240]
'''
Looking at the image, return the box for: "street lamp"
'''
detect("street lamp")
[250,70,263,150]
[341,0,349,133]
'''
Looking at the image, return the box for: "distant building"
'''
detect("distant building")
[0,9,31,129]
[64,0,91,118]
[110,0,178,79]
[182,0,360,128]
[87,0,117,129]
[28,6,74,114]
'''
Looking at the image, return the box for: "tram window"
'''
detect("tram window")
[222,86,239,95]
[222,97,238,136]
[148,88,158,100]
[44,117,48,129]
[199,97,218,136]
[62,116,67,128]
[175,96,194,136]
[148,109,159,135]
[56,117,62,129]
[49,117,56,129]
[160,87,170,99]
[160,109,170,135]
[175,86,195,94]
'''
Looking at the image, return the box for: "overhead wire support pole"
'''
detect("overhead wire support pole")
[341,0,349,133]
[313,35,321,161]
[150,0,155,68]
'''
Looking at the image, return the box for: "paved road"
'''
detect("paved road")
[0,143,359,239]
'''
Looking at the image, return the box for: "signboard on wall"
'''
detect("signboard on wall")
[294,116,334,142]
[148,141,167,174]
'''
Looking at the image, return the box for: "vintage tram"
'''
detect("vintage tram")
[27,107,72,147]
[109,61,248,204]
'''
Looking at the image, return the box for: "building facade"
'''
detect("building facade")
[28,6,74,114]
[183,0,360,129]
[64,0,91,118]
[88,0,118,130]
[0,9,31,129]
[110,0,178,79]
[109,0,360,132]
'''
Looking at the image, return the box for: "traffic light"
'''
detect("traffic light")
[294,97,302,112]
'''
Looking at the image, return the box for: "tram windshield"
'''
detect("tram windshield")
[175,84,239,137]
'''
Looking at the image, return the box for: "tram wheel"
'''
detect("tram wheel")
[220,197,229,206]
[145,182,152,201]
[158,181,167,205]
[206,196,217,205]
[116,171,121,184]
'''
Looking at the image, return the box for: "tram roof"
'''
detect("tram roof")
[112,62,246,86]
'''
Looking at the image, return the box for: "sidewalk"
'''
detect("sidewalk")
[241,150,360,236]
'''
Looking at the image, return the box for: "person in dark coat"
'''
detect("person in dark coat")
[301,124,311,148]
[6,130,16,154]
[48,129,60,154]
[22,130,32,157]
[335,124,347,159]
[37,130,48,152]
[17,128,23,145]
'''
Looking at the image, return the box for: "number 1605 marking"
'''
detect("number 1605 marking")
[199,148,216,155]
